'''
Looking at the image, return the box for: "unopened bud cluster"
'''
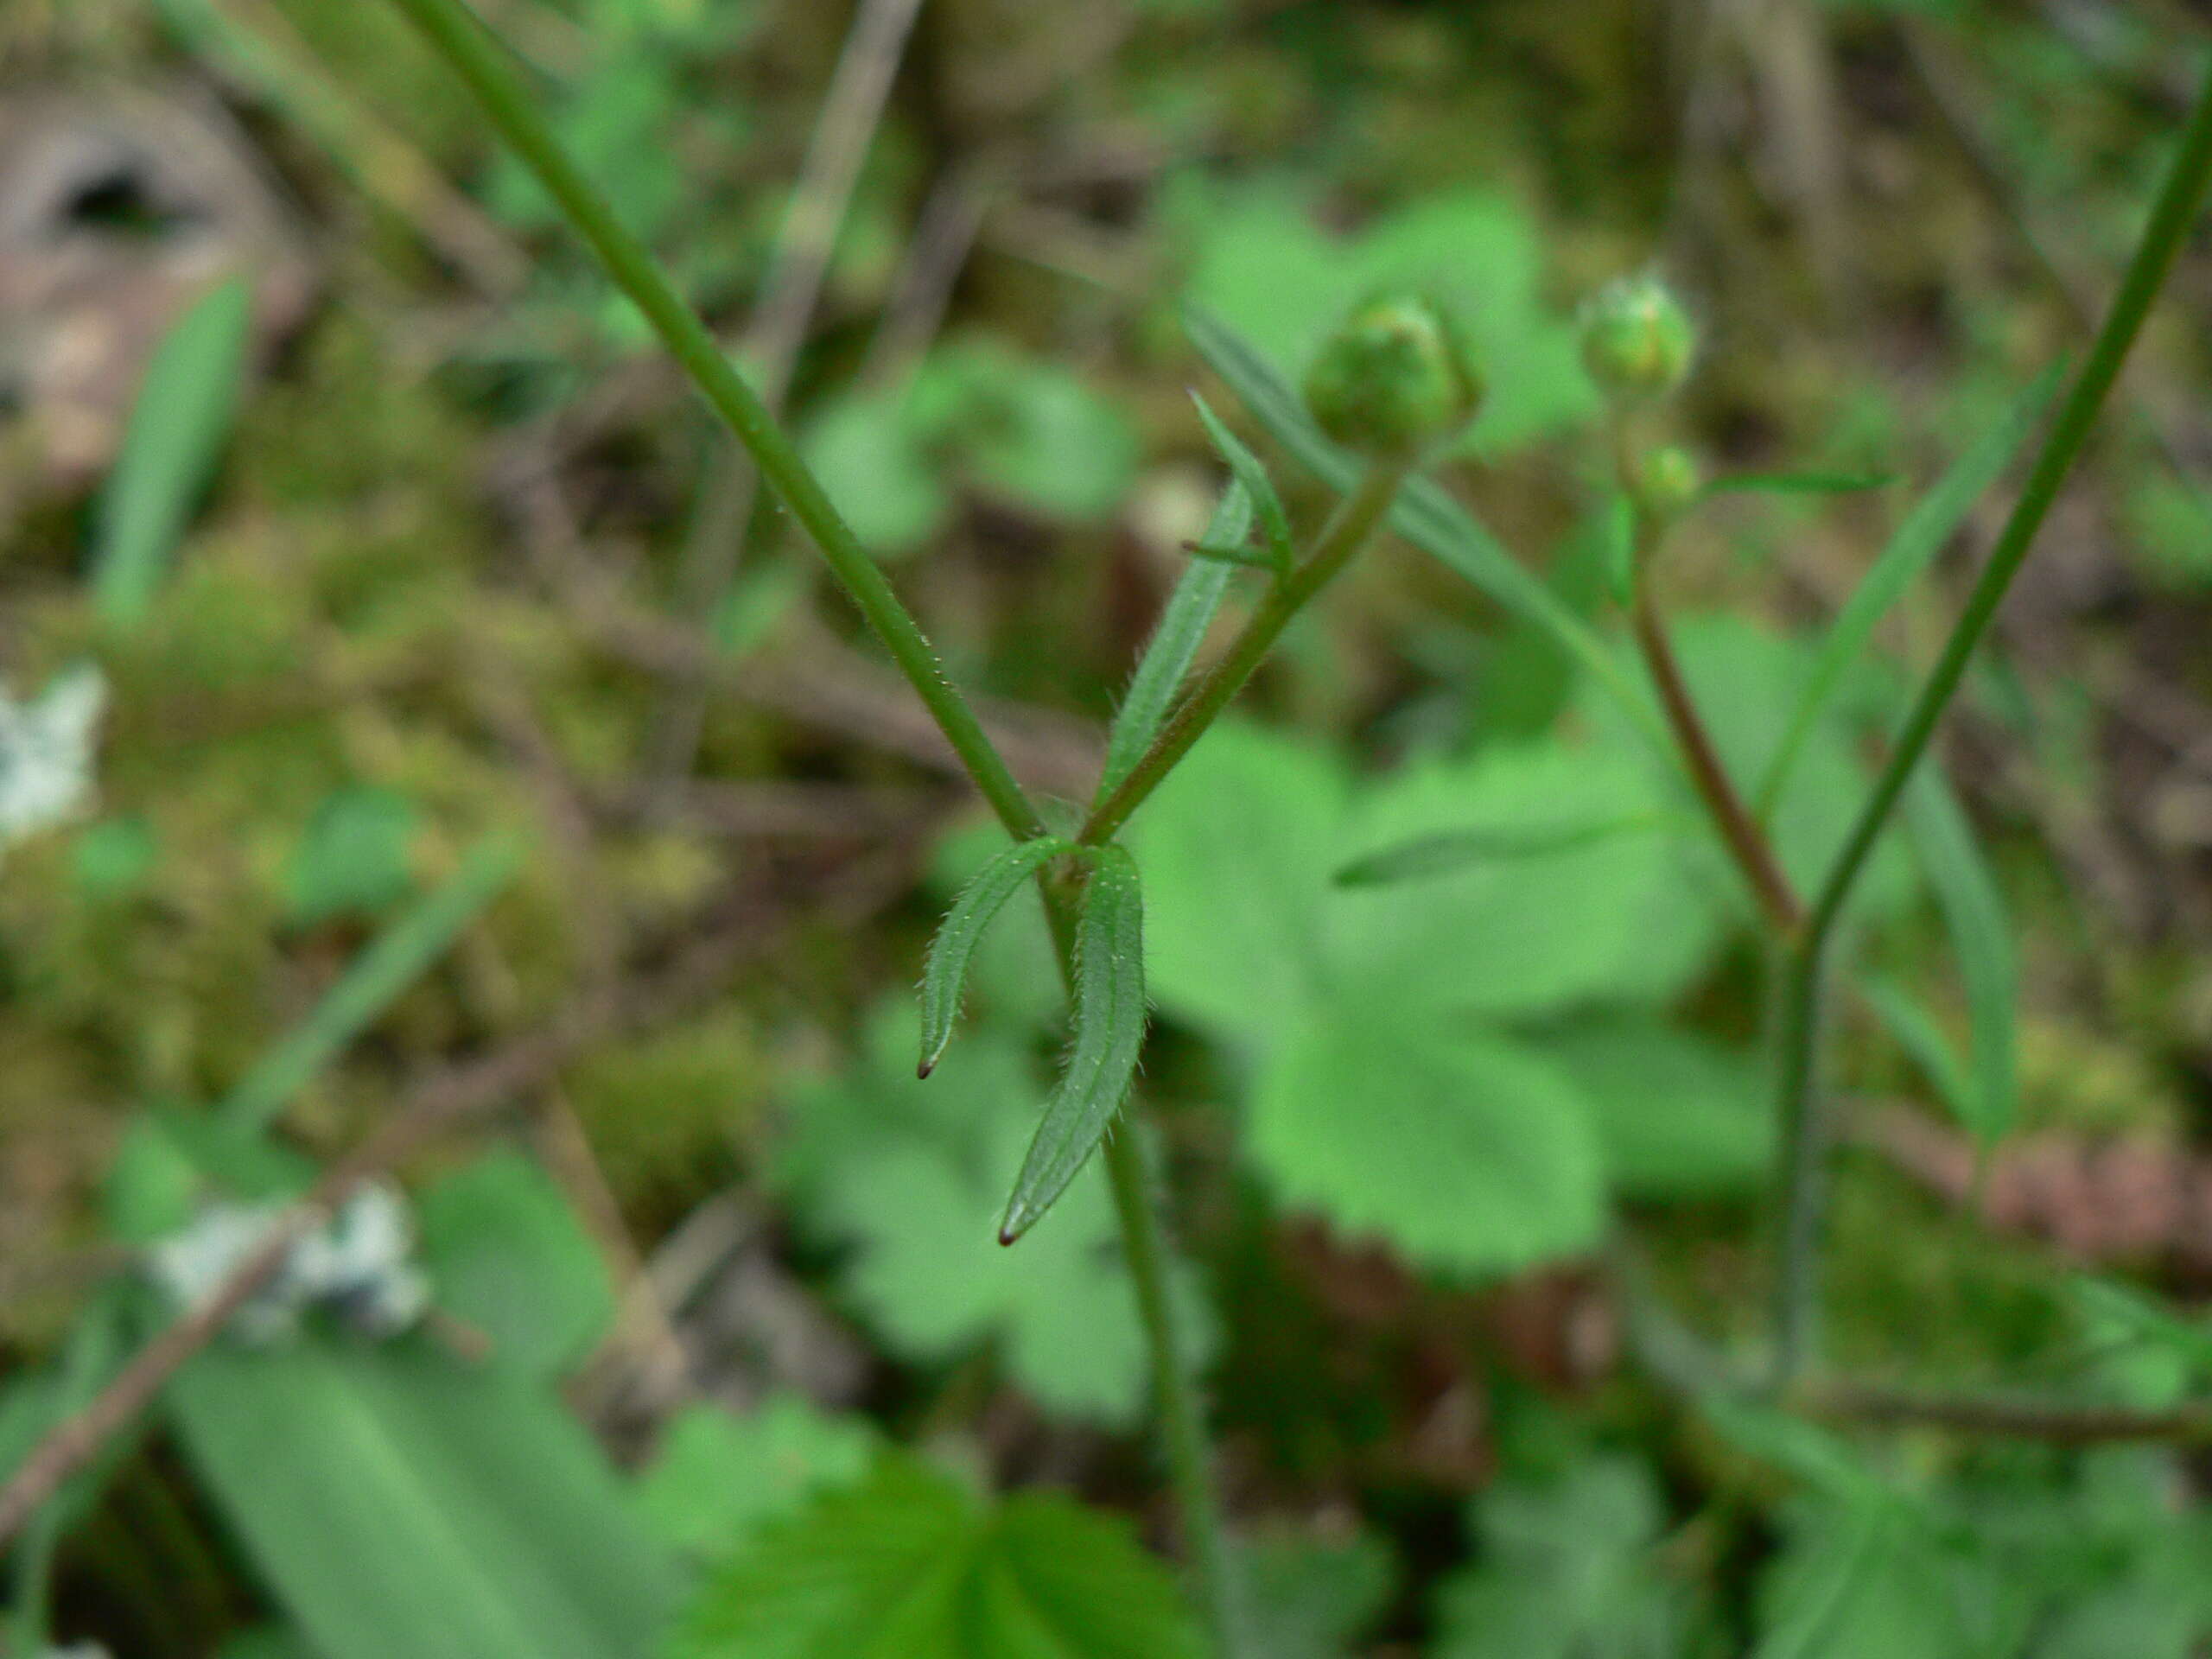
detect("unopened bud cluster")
[1303,296,1484,456]
[1579,275,1695,403]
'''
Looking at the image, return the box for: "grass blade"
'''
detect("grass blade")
[92,276,255,630]
[221,833,526,1133]
[1703,470,1895,499]
[1191,391,1293,567]
[1001,844,1147,1243]
[1753,365,2063,819]
[1180,304,1667,751]
[1858,975,1974,1127]
[918,834,1073,1077]
[1332,811,1666,887]
[1902,770,2018,1141]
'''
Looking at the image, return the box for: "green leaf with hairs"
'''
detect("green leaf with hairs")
[1097,482,1252,804]
[918,835,1072,1078]
[1000,845,1147,1242]
[1190,391,1293,567]
[1754,365,2063,817]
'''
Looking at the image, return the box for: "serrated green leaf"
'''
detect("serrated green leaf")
[778,1007,1183,1424]
[1902,771,2018,1142]
[671,1452,1208,1659]
[1754,365,2063,817]
[918,836,1074,1078]
[632,1395,878,1560]
[1536,1017,1772,1198]
[1001,845,1147,1242]
[1252,999,1605,1276]
[1332,811,1663,887]
[1190,391,1293,565]
[1098,482,1252,805]
[1433,1453,1698,1659]
[92,276,254,629]
[168,1340,677,1659]
[221,831,525,1134]
[1182,305,1663,748]
[415,1150,617,1378]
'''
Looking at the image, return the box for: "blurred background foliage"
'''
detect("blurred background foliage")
[5,0,2212,1653]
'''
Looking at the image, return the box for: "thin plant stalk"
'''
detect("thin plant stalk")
[1768,55,2212,1384]
[1083,459,1411,846]
[380,0,1046,846]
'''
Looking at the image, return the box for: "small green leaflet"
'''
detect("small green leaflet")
[1902,770,2018,1142]
[1096,482,1254,804]
[1181,304,1669,754]
[92,275,255,630]
[1190,390,1294,569]
[670,1452,1207,1659]
[1753,364,2063,819]
[1332,811,1665,887]
[632,1395,878,1560]
[918,835,1073,1077]
[1001,844,1147,1243]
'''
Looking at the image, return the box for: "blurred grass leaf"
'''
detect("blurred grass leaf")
[92,276,254,630]
[671,1452,1207,1659]
[1755,365,2063,817]
[1001,844,1147,1243]
[168,1340,677,1659]
[1704,470,1896,498]
[1190,391,1293,566]
[415,1150,617,1378]
[1902,771,2018,1142]
[221,832,525,1134]
[1332,811,1663,888]
[918,834,1073,1078]
[1859,975,1975,1128]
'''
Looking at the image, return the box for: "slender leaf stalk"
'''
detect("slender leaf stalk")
[380,0,1046,845]
[1769,56,2212,1384]
[1083,459,1412,846]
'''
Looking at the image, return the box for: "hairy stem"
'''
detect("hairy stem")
[381,0,1046,844]
[1769,55,2212,1386]
[1083,459,1411,846]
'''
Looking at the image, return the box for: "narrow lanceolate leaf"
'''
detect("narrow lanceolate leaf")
[1858,975,1974,1127]
[1191,391,1294,568]
[1332,811,1665,887]
[1096,483,1254,805]
[1001,845,1146,1243]
[1702,469,1896,499]
[1181,304,1668,753]
[918,835,1073,1077]
[92,276,255,630]
[1901,770,2017,1141]
[1752,365,2063,818]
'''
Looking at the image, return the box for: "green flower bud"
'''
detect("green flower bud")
[1580,275,1695,401]
[1630,444,1702,519]
[1302,296,1484,455]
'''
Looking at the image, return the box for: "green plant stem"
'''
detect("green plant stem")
[1101,1131,1245,1651]
[380,0,1046,846]
[1769,55,2212,1387]
[1628,568,1803,937]
[1082,459,1412,846]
